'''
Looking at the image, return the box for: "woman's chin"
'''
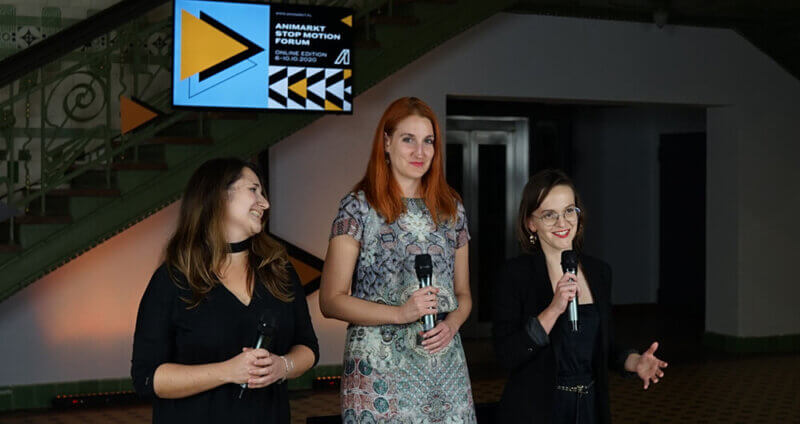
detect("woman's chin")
[542,239,574,252]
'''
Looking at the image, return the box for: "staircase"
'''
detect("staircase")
[0,0,516,303]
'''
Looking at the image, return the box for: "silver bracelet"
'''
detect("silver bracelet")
[279,355,290,383]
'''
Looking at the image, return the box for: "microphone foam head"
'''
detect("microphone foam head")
[258,312,278,336]
[414,254,432,274]
[561,250,578,269]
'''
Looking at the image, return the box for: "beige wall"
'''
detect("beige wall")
[1,12,799,386]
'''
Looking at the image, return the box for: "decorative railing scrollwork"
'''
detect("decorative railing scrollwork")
[0,0,393,244]
[0,7,179,240]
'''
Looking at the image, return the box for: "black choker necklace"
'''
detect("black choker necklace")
[229,238,252,253]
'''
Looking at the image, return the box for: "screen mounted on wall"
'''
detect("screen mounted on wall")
[173,0,353,112]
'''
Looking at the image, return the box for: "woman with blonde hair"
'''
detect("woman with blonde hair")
[132,157,318,423]
[321,97,476,423]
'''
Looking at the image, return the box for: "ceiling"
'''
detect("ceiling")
[510,0,800,81]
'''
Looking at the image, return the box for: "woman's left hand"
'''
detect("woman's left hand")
[421,321,455,354]
[242,348,285,389]
[634,342,668,390]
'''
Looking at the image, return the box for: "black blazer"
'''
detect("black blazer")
[492,251,633,423]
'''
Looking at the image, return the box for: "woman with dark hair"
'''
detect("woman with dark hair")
[493,169,667,423]
[320,97,476,423]
[131,157,319,423]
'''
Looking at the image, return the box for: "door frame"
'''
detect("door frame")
[446,116,529,337]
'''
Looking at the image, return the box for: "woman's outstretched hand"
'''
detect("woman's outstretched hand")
[633,342,668,390]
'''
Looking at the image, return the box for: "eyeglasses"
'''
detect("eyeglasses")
[532,206,581,227]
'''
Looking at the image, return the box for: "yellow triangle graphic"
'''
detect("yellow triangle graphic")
[341,15,352,27]
[289,78,307,98]
[180,10,248,80]
[325,100,342,111]
[288,257,321,285]
[120,96,158,134]
[343,69,352,80]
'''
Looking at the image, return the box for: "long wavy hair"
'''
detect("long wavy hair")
[516,169,586,253]
[165,158,292,308]
[355,97,460,225]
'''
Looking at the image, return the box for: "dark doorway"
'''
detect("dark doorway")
[658,132,706,322]
[445,117,528,337]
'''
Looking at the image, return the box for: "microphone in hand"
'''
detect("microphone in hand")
[561,250,579,332]
[238,311,277,398]
[414,254,435,332]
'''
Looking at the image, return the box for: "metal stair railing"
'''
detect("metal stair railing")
[0,0,393,243]
[0,0,521,303]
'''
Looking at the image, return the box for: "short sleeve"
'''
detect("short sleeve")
[330,192,368,242]
[455,202,470,249]
[131,265,177,399]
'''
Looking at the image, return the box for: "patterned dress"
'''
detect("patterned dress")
[331,191,476,424]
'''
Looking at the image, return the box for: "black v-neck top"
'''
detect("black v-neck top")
[131,263,319,424]
[554,303,600,385]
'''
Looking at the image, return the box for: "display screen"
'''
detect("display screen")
[173,0,352,112]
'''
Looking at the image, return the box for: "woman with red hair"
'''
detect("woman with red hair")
[320,97,476,423]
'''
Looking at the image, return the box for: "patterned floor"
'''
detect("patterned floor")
[0,353,797,423]
[2,305,798,423]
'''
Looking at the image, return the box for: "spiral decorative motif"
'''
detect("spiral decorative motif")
[46,70,108,124]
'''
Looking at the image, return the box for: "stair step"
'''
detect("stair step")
[157,118,205,135]
[370,15,420,25]
[0,216,70,248]
[177,111,257,122]
[111,162,167,171]
[70,170,117,189]
[148,136,213,145]
[392,0,458,20]
[68,196,119,221]
[206,112,259,120]
[371,0,460,50]
[177,112,203,122]
[67,163,172,193]
[354,39,381,49]
[0,249,18,266]
[48,188,120,197]
[374,25,413,47]
[14,215,71,225]
[18,223,70,248]
[398,0,458,4]
[114,144,165,164]
[113,136,213,147]
[163,143,215,168]
[28,190,118,218]
[116,169,166,193]
[115,140,213,168]
[0,244,21,253]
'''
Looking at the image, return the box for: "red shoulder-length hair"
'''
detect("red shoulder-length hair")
[354,97,460,225]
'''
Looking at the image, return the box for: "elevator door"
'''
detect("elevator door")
[446,117,528,338]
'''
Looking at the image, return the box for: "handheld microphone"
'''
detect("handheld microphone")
[238,311,277,399]
[414,254,435,332]
[561,250,579,332]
